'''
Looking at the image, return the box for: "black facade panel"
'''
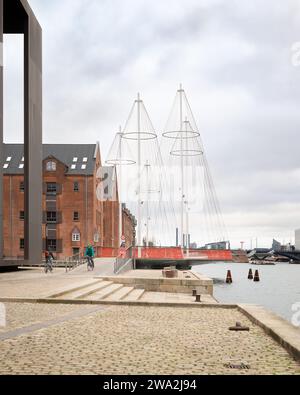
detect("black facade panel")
[0,0,42,267]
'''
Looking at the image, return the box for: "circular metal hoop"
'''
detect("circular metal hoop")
[162,130,200,139]
[106,159,136,166]
[170,149,203,157]
[122,131,157,141]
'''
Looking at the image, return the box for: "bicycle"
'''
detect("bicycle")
[86,256,95,271]
[44,258,53,274]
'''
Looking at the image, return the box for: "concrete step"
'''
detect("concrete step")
[48,279,102,299]
[104,286,134,301]
[57,281,113,300]
[86,283,124,301]
[123,288,145,302]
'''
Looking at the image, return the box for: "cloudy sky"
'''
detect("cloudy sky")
[4,0,300,248]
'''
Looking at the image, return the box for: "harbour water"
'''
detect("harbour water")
[193,262,300,323]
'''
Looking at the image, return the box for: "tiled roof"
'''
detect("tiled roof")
[2,144,99,175]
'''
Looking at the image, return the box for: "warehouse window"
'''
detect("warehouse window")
[46,212,57,223]
[20,239,25,250]
[20,211,25,221]
[72,233,81,242]
[73,212,80,221]
[74,182,79,192]
[48,239,57,252]
[46,161,56,172]
[47,183,57,193]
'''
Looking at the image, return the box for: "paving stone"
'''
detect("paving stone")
[0,303,299,375]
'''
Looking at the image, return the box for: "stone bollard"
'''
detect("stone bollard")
[253,270,260,282]
[195,294,201,303]
[192,289,197,297]
[226,270,233,284]
[248,269,253,280]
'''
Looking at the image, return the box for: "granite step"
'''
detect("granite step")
[47,279,102,299]
[57,281,113,300]
[86,284,124,301]
[123,288,145,302]
[104,286,135,301]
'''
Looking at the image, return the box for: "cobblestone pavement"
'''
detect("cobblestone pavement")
[0,303,299,375]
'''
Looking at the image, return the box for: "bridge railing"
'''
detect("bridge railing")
[114,247,133,274]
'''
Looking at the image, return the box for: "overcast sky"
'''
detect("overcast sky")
[4,0,300,248]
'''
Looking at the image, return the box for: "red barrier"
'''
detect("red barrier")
[133,247,184,260]
[186,249,233,261]
[96,246,232,261]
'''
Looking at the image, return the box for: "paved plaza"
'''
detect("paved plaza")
[0,302,299,375]
[0,267,299,375]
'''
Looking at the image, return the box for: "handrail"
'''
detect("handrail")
[114,246,133,274]
[64,252,86,272]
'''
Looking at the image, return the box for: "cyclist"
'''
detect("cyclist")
[44,250,55,274]
[85,244,95,271]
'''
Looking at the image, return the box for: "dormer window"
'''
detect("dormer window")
[46,161,56,172]
[72,231,81,242]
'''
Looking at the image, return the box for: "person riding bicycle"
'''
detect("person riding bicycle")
[85,244,95,271]
[44,250,55,273]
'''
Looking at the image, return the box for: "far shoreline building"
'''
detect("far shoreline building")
[2,143,136,260]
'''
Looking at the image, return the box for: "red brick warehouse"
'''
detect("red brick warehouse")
[2,143,136,260]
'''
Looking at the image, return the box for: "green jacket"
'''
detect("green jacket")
[85,246,95,257]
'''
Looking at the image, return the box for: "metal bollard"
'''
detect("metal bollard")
[226,270,233,284]
[248,269,253,280]
[253,270,260,282]
[195,294,201,303]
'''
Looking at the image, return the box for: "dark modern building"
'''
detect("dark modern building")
[0,0,42,267]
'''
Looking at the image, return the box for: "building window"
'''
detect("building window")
[71,164,76,170]
[20,211,25,221]
[47,183,57,194]
[74,182,79,192]
[20,182,25,192]
[73,248,80,256]
[6,157,12,162]
[46,161,56,172]
[73,157,78,163]
[48,239,57,252]
[83,157,88,163]
[20,239,25,250]
[73,212,80,221]
[19,164,24,169]
[72,233,80,242]
[3,164,9,169]
[81,164,87,170]
[46,212,57,223]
